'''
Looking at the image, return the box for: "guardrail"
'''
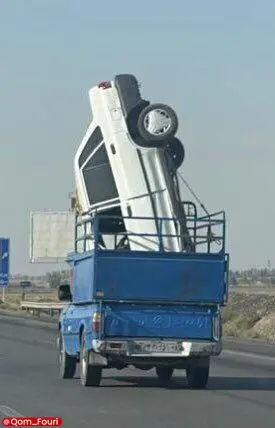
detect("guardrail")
[8,288,55,294]
[20,301,69,317]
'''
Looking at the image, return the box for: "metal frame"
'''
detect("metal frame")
[73,206,226,255]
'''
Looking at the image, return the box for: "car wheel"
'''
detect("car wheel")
[186,357,210,389]
[164,137,185,169]
[156,366,174,384]
[137,103,178,143]
[80,334,102,387]
[58,332,77,379]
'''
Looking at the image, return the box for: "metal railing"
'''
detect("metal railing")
[73,208,226,255]
[21,301,69,317]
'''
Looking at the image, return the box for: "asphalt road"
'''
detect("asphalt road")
[0,316,275,428]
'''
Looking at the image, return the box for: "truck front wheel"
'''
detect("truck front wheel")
[80,335,102,387]
[58,332,77,379]
[186,357,210,389]
[156,366,174,384]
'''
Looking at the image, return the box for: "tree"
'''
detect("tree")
[46,271,63,289]
[229,270,238,286]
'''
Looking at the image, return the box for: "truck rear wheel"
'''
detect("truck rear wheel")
[58,332,77,379]
[80,335,102,387]
[186,357,210,389]
[156,367,174,384]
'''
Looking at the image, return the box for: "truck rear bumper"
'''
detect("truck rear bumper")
[91,338,222,358]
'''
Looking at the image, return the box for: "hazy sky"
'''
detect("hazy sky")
[0,0,274,275]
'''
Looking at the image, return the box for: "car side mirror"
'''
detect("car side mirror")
[58,284,72,301]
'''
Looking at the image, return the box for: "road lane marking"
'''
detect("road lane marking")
[0,405,23,417]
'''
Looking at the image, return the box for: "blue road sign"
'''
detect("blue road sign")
[0,238,10,287]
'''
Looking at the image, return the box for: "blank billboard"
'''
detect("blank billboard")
[29,211,75,263]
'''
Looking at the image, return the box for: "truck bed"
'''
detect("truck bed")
[67,249,228,305]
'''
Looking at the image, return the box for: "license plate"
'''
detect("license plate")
[134,341,182,354]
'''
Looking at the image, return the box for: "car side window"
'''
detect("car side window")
[78,126,103,168]
[82,138,119,206]
[84,143,109,168]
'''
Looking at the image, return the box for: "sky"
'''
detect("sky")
[0,0,275,275]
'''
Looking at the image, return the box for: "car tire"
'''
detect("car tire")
[80,334,102,387]
[186,357,210,389]
[137,103,178,143]
[164,137,185,169]
[58,332,77,379]
[156,366,174,384]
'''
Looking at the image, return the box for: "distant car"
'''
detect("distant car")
[20,280,31,288]
[74,74,192,252]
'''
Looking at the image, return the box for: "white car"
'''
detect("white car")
[74,74,193,252]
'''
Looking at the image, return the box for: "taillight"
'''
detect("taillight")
[98,81,111,89]
[92,312,101,332]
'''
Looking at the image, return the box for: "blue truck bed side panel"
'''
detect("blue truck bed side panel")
[67,250,227,304]
[69,253,95,303]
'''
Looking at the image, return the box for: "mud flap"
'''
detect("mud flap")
[89,351,108,367]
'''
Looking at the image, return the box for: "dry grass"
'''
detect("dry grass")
[222,291,275,341]
[0,289,58,313]
[232,285,275,295]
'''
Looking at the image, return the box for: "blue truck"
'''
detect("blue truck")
[57,205,228,388]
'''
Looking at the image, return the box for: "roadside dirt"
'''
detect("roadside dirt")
[222,291,275,341]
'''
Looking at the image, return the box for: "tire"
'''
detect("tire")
[58,332,77,379]
[80,334,102,387]
[58,284,72,301]
[156,367,174,384]
[137,103,178,143]
[164,137,185,169]
[186,357,210,389]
